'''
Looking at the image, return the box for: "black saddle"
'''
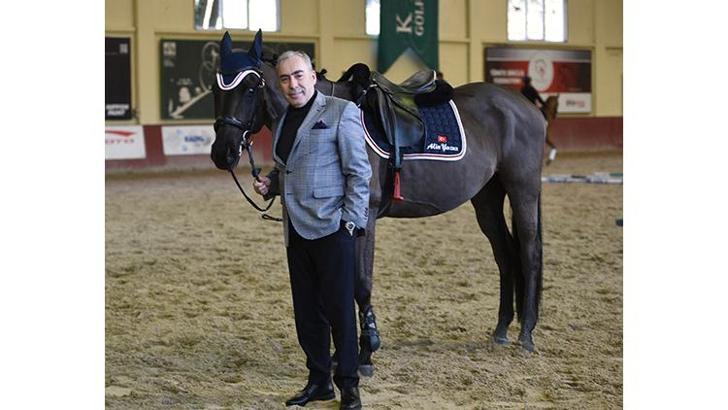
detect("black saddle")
[341,64,455,200]
[372,70,437,98]
[368,70,453,168]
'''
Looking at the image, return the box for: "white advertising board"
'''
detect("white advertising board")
[105,126,146,160]
[162,125,215,156]
[542,92,592,114]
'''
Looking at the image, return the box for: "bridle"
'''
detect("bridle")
[215,68,282,221]
[215,69,265,133]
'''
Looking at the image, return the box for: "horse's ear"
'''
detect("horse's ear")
[221,31,233,57]
[248,29,263,63]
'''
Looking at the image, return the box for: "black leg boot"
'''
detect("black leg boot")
[339,386,361,410]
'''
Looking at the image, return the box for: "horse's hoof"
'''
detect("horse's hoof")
[491,328,510,345]
[492,335,510,345]
[358,364,374,378]
[518,338,536,353]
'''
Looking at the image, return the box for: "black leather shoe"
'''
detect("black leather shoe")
[339,386,362,410]
[285,381,335,407]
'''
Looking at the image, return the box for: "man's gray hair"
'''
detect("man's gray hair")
[277,50,314,71]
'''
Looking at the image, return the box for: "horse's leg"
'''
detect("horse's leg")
[506,187,543,352]
[354,206,380,377]
[545,123,557,165]
[470,176,520,345]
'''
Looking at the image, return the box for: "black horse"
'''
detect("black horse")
[211,31,546,375]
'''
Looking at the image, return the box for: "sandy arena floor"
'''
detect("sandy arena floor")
[106,151,623,409]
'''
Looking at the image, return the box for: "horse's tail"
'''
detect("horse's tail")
[535,193,543,318]
[511,209,524,321]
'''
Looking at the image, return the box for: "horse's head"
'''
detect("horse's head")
[210,30,268,171]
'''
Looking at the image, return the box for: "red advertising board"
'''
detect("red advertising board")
[485,48,592,113]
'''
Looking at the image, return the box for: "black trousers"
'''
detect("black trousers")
[287,222,359,389]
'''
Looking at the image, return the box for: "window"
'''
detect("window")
[194,0,279,32]
[508,0,566,42]
[365,0,381,36]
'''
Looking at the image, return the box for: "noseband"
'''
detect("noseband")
[215,69,281,221]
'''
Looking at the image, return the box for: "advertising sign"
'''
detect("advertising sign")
[160,38,315,120]
[106,37,132,120]
[105,126,145,160]
[485,48,592,113]
[162,125,216,156]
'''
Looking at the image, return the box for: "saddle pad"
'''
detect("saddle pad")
[361,100,467,161]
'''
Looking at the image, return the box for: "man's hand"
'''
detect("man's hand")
[253,176,271,196]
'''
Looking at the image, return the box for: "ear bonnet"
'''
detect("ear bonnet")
[219,29,263,86]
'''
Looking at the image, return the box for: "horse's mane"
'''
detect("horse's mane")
[260,50,278,66]
[316,68,329,81]
[317,63,371,102]
[258,52,334,84]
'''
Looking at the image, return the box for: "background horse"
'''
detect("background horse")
[541,95,559,165]
[211,31,547,375]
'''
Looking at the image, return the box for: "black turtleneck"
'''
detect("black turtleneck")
[276,91,318,164]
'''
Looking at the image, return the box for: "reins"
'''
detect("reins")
[225,125,282,223]
[228,137,282,222]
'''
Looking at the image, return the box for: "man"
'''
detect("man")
[253,50,371,410]
[520,75,545,109]
[521,75,557,163]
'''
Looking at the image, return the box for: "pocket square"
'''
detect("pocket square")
[312,120,329,130]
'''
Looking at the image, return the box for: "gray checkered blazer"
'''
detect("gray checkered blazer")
[267,92,371,246]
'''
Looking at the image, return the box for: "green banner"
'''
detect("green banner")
[378,0,438,73]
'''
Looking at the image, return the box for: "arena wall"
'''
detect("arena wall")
[106,0,622,170]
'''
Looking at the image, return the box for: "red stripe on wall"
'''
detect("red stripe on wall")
[548,117,622,151]
[105,126,274,170]
[105,118,620,171]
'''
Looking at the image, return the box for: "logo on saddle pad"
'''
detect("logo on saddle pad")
[361,100,466,162]
[426,133,459,153]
